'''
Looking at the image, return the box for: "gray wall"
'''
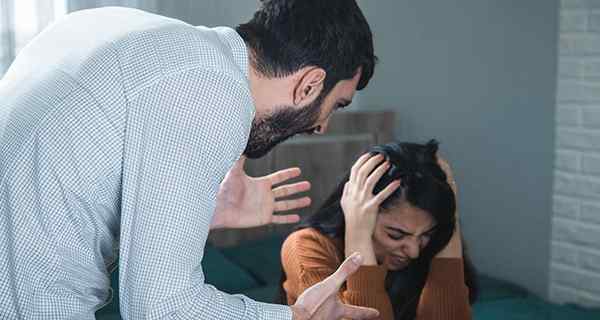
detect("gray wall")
[111,0,559,298]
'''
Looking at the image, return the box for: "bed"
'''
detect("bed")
[96,234,600,319]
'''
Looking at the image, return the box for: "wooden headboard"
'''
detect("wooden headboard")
[208,110,395,247]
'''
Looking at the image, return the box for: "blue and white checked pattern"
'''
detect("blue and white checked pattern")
[0,7,292,320]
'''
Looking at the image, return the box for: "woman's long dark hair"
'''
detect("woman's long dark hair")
[277,140,479,319]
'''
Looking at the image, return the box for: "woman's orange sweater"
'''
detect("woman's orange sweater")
[281,228,471,320]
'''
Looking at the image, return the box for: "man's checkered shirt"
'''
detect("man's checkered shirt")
[0,7,292,320]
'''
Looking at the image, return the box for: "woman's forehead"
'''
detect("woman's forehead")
[379,203,435,230]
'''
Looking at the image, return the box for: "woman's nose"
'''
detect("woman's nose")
[402,237,421,259]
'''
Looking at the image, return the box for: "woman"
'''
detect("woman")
[279,140,478,320]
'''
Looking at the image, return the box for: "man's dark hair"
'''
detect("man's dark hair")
[236,0,377,96]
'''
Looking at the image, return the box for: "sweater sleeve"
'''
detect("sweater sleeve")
[416,258,472,320]
[281,229,394,320]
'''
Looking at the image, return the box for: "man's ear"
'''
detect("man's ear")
[293,67,326,106]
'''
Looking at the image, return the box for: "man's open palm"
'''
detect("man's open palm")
[292,253,380,320]
[211,156,312,229]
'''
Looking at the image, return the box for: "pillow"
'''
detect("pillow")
[241,285,281,304]
[221,235,286,285]
[203,245,261,293]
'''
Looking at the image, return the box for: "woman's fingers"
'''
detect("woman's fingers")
[355,154,385,185]
[274,196,312,212]
[436,155,454,180]
[273,181,311,198]
[436,156,458,194]
[364,160,389,193]
[350,153,374,183]
[373,180,401,204]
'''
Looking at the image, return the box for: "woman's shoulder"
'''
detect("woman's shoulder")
[283,228,336,250]
[281,228,343,268]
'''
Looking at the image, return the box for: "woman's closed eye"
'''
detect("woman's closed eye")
[387,232,405,240]
[386,230,435,242]
[387,229,412,240]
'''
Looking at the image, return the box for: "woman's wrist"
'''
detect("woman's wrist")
[345,231,378,265]
[345,222,372,240]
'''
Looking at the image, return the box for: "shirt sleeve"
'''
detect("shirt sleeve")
[117,67,291,320]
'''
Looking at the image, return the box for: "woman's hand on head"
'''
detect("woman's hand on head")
[435,154,463,258]
[436,155,457,196]
[341,153,401,263]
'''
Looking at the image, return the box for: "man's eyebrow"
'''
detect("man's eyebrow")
[385,225,438,236]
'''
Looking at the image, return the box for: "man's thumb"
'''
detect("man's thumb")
[232,156,247,171]
[323,252,363,292]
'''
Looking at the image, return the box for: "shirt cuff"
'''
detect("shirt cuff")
[346,264,388,293]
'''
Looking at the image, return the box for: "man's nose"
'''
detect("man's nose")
[314,118,330,135]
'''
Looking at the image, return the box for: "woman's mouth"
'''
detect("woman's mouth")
[390,255,408,265]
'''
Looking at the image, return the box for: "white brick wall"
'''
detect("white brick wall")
[550,0,600,307]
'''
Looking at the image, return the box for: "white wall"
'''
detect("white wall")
[550,0,600,307]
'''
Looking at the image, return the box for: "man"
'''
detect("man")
[0,0,377,319]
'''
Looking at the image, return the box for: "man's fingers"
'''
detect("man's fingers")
[273,181,311,198]
[267,167,302,186]
[293,253,374,320]
[322,252,363,293]
[274,197,312,212]
[271,214,301,224]
[339,304,380,320]
[233,156,247,171]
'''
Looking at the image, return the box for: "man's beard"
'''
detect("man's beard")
[243,95,324,159]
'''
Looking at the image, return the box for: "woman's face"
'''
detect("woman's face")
[372,201,437,271]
